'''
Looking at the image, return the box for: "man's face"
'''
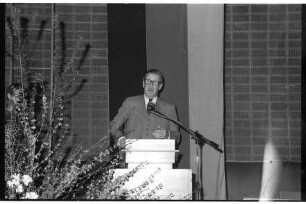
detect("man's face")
[143,73,163,98]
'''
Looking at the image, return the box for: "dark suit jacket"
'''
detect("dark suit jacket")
[109,95,180,143]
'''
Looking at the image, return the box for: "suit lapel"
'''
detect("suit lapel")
[155,98,165,115]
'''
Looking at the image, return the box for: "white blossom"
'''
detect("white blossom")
[11,174,21,185]
[12,173,20,181]
[7,180,14,188]
[24,192,39,199]
[22,175,33,186]
[16,184,23,193]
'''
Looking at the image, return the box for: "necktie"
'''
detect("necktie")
[147,98,153,115]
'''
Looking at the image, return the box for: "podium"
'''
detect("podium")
[113,139,192,200]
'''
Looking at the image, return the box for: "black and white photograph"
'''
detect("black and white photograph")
[2,1,305,201]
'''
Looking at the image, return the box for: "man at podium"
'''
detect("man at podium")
[109,69,181,146]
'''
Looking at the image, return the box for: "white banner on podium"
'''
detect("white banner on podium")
[113,139,192,200]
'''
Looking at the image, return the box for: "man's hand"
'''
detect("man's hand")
[153,127,167,139]
[117,136,126,148]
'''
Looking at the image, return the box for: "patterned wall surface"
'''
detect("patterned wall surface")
[5,3,109,155]
[224,5,301,162]
[5,3,53,85]
[55,4,109,154]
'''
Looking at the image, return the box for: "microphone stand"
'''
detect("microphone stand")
[149,107,223,200]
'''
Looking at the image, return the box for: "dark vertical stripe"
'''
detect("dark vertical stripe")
[107,4,147,120]
[223,5,229,199]
[301,4,306,201]
[1,3,6,200]
[146,5,190,169]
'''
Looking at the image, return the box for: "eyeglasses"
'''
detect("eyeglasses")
[143,78,160,86]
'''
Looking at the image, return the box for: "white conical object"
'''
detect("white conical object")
[259,139,282,201]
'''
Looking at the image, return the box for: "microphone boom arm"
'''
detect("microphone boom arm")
[149,109,223,153]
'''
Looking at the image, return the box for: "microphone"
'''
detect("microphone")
[147,101,156,113]
[147,100,168,119]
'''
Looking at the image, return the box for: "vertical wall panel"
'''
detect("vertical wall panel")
[187,4,226,200]
[55,3,109,155]
[224,4,302,162]
[301,4,306,201]
[1,3,6,199]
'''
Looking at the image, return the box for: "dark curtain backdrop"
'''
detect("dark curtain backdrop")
[108,4,147,120]
[146,4,190,170]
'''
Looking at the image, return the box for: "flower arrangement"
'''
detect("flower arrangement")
[4,5,143,200]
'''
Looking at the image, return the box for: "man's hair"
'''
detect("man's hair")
[7,83,22,96]
[144,69,164,84]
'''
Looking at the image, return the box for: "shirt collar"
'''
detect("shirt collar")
[144,95,157,106]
